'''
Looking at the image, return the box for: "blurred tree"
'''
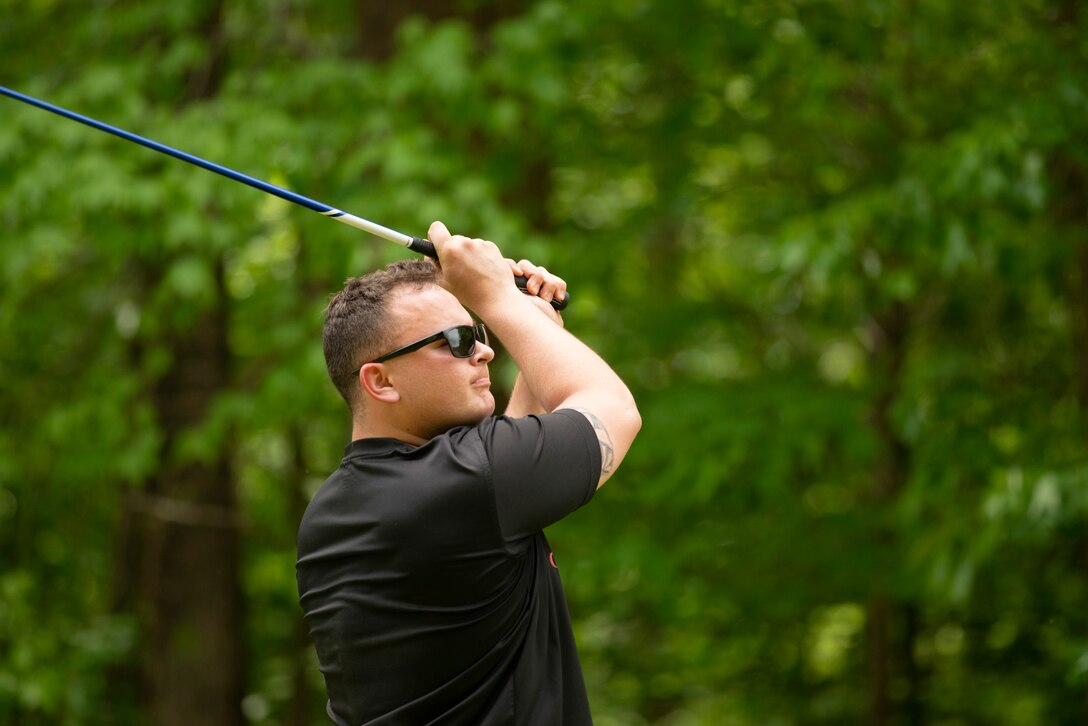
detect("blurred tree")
[1,1,1086,725]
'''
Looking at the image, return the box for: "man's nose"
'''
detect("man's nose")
[474,341,495,364]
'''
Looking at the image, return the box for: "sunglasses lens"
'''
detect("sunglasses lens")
[446,326,477,357]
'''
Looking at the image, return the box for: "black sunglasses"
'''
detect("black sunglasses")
[352,323,488,375]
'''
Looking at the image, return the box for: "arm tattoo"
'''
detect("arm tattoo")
[573,409,615,477]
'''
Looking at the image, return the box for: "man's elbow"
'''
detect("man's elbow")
[627,398,643,436]
[593,399,641,490]
[617,394,642,446]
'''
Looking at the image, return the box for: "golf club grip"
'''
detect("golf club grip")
[409,237,570,311]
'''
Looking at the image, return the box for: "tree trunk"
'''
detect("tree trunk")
[355,0,457,62]
[287,424,317,726]
[183,0,228,102]
[108,5,246,723]
[355,0,529,62]
[866,596,891,726]
[131,257,242,726]
[1048,0,1086,717]
[865,300,918,726]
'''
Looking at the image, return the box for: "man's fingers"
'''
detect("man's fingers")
[436,235,567,312]
[531,266,550,300]
[427,221,454,268]
[428,220,452,246]
[514,259,567,301]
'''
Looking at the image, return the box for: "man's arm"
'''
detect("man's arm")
[504,375,546,418]
[567,407,616,479]
[502,261,565,419]
[432,223,641,488]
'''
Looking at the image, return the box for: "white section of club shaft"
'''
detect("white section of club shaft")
[323,210,414,248]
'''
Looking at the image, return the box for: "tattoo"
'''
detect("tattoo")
[573,408,615,477]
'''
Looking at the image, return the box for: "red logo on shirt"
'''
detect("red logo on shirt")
[548,551,558,569]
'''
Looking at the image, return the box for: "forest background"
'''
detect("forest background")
[2,1,1087,724]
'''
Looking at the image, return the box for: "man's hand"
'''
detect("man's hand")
[428,221,518,313]
[428,221,566,324]
[509,259,565,327]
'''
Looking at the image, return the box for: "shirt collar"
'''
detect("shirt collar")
[343,437,418,460]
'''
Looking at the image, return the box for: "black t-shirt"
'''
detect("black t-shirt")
[296,409,602,725]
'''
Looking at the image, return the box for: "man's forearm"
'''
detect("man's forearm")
[504,373,546,417]
[477,289,633,414]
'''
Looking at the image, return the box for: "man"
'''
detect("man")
[297,221,641,725]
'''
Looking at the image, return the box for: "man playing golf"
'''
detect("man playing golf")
[296,221,641,725]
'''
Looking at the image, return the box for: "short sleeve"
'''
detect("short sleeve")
[481,409,602,540]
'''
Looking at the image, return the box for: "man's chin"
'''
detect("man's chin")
[450,398,495,430]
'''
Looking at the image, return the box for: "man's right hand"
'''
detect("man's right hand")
[428,221,520,313]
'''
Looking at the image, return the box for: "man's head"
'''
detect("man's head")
[324,260,437,411]
[323,260,496,439]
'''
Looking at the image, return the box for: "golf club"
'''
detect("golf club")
[0,85,569,310]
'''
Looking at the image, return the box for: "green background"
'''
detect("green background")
[2,1,1086,724]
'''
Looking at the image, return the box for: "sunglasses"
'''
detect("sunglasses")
[352,323,488,375]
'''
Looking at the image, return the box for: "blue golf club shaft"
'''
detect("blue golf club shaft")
[0,85,568,310]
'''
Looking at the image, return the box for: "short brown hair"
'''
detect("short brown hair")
[323,259,438,411]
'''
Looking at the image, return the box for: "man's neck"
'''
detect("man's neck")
[352,420,427,447]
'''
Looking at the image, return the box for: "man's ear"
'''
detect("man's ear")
[359,363,400,404]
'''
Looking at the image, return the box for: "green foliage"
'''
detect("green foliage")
[2,0,1086,723]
